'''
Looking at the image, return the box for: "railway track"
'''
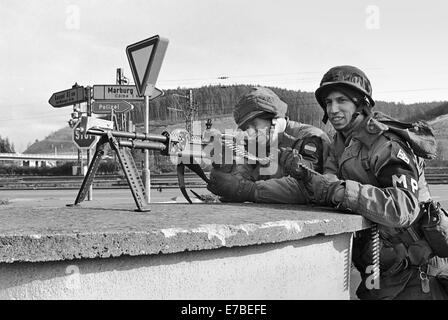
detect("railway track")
[1,168,447,190]
[0,173,205,190]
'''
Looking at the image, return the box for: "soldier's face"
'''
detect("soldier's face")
[241,117,271,144]
[324,91,357,131]
[243,118,271,133]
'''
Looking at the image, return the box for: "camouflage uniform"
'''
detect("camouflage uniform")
[324,112,448,299]
[207,87,331,204]
[308,65,448,299]
[242,119,329,204]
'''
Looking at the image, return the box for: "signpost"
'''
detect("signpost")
[73,120,98,149]
[146,87,164,101]
[73,115,97,201]
[126,35,169,204]
[49,86,87,108]
[91,100,133,114]
[93,85,144,101]
[126,35,169,97]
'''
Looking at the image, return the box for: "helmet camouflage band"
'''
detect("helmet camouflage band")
[315,66,375,122]
[233,87,287,128]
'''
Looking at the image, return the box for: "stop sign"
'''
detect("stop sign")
[73,120,98,149]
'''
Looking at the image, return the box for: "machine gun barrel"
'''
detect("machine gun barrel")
[87,128,168,143]
[118,140,167,151]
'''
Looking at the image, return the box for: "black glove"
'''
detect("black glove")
[309,173,345,207]
[279,147,312,181]
[215,163,255,179]
[207,166,256,202]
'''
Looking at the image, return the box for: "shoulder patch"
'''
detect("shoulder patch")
[303,142,317,154]
[397,148,410,164]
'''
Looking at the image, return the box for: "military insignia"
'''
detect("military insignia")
[303,143,317,154]
[397,149,410,164]
[392,174,418,194]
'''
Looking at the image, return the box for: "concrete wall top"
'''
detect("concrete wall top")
[0,203,370,263]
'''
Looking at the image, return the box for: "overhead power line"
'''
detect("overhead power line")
[159,67,385,83]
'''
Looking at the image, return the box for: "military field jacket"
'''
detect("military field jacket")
[247,120,331,203]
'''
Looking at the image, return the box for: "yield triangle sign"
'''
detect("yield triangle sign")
[126,35,169,97]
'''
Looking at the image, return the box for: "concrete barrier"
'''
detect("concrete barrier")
[0,202,370,299]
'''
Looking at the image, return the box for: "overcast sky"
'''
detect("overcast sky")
[1,0,448,152]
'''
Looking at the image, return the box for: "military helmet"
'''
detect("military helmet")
[233,87,287,129]
[315,66,375,119]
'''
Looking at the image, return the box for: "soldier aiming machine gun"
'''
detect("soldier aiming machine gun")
[69,116,275,211]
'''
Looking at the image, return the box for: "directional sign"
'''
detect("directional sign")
[148,87,164,101]
[126,35,169,97]
[49,86,87,108]
[73,120,98,149]
[93,85,144,101]
[91,100,133,114]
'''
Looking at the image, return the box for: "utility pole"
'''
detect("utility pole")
[116,68,129,131]
[170,89,198,137]
[143,94,150,203]
[71,83,84,177]
[86,85,93,201]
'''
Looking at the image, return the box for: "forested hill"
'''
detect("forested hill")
[129,85,448,129]
[25,84,448,156]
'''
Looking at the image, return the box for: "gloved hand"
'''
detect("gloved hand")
[407,240,433,266]
[207,166,256,202]
[308,173,345,207]
[279,147,312,181]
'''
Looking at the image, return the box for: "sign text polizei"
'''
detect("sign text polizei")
[91,100,133,114]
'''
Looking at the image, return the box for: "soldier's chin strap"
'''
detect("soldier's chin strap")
[357,98,373,117]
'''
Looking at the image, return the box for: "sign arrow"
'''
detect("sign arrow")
[49,86,87,108]
[91,100,133,114]
[148,87,164,101]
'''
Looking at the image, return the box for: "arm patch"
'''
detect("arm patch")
[303,142,317,155]
[391,174,419,194]
[374,140,419,197]
[297,136,324,173]
[397,149,410,164]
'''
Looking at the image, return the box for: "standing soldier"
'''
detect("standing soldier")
[207,86,331,204]
[282,65,448,299]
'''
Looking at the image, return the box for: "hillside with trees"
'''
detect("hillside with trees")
[0,135,15,153]
[23,127,77,155]
[129,85,448,129]
[23,85,448,165]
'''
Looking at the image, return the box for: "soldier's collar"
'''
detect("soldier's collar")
[351,114,389,147]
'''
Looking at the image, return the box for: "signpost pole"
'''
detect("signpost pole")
[143,95,150,203]
[78,148,83,176]
[126,35,169,205]
[86,86,93,201]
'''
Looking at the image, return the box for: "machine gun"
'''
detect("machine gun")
[68,116,275,211]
